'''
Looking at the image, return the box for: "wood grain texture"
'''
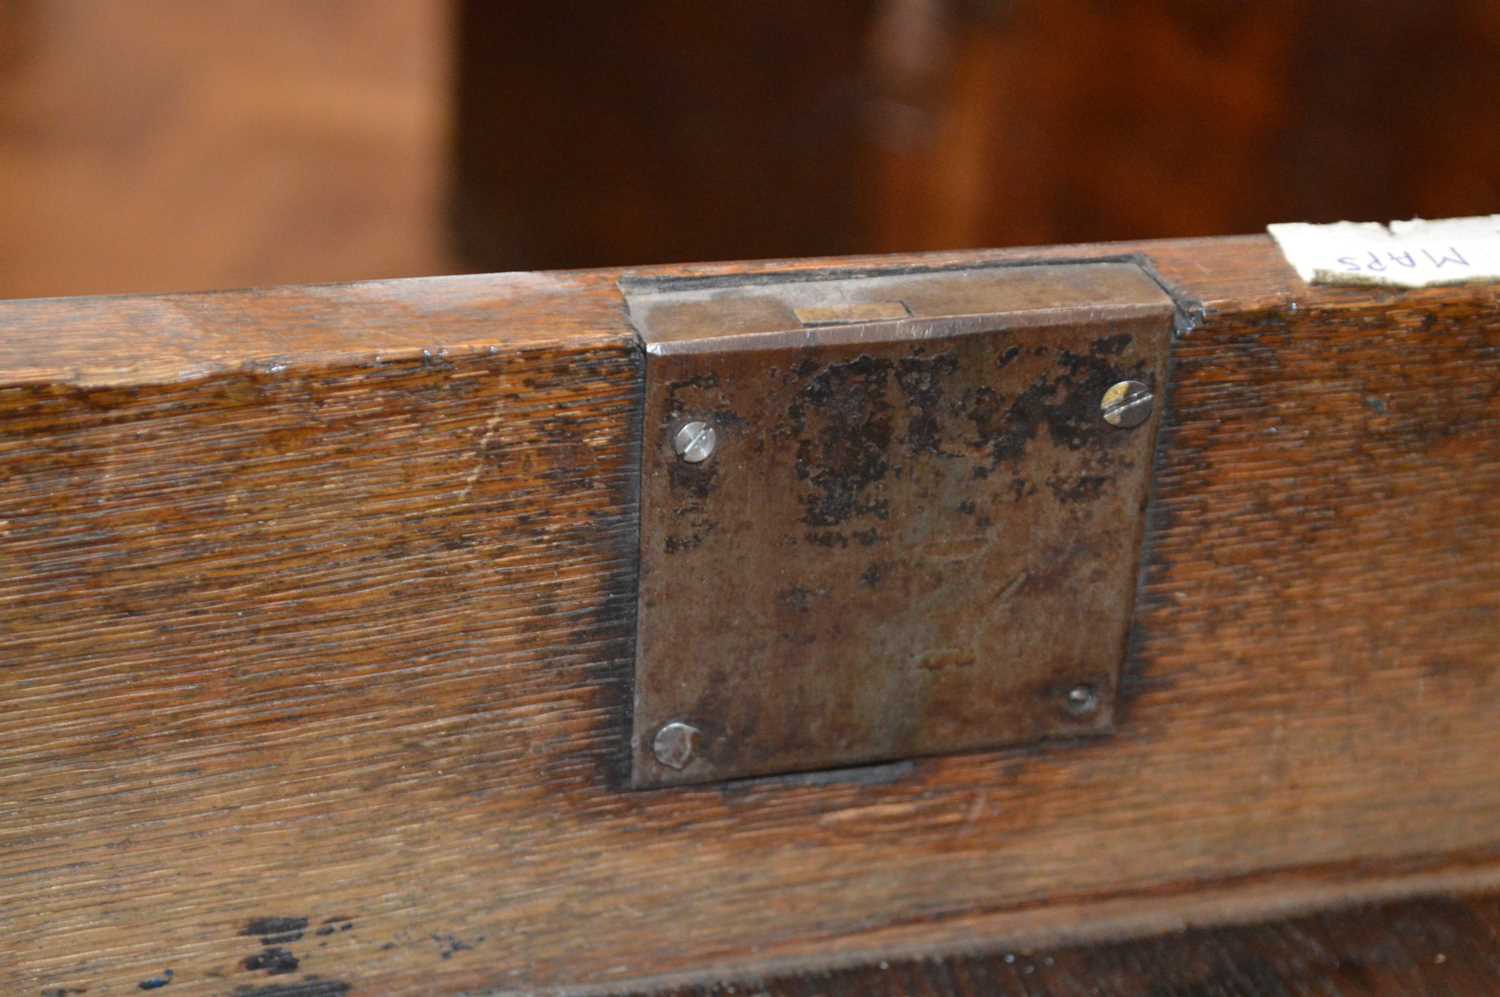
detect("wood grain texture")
[3,236,1500,994]
[639,893,1500,996]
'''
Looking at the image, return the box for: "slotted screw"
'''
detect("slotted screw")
[672,421,717,463]
[1064,684,1100,717]
[652,721,700,770]
[1101,380,1154,429]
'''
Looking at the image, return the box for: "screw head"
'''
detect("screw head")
[652,721,700,770]
[1063,684,1100,717]
[672,421,717,463]
[1100,380,1154,429]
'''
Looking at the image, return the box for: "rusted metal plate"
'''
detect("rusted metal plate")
[625,262,1175,788]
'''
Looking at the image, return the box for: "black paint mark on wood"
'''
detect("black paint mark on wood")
[241,917,309,944]
[242,948,300,975]
[432,932,479,960]
[258,932,304,945]
[136,968,173,990]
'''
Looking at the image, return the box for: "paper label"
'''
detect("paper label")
[1268,214,1500,288]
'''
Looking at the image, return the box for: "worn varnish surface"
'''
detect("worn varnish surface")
[3,236,1500,994]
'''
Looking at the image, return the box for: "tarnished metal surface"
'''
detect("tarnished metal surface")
[627,263,1175,788]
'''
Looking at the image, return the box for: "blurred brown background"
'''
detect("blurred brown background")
[3,0,1498,300]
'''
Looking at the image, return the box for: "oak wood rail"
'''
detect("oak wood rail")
[3,236,1498,994]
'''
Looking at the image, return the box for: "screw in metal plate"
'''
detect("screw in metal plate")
[1100,380,1154,429]
[652,721,701,770]
[1063,684,1100,717]
[672,421,717,463]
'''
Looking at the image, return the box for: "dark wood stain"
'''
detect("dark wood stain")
[230,983,352,997]
[243,948,300,976]
[3,238,1500,993]
[243,918,309,945]
[636,894,1500,996]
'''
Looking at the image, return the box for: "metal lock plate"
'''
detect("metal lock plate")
[625,262,1174,788]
